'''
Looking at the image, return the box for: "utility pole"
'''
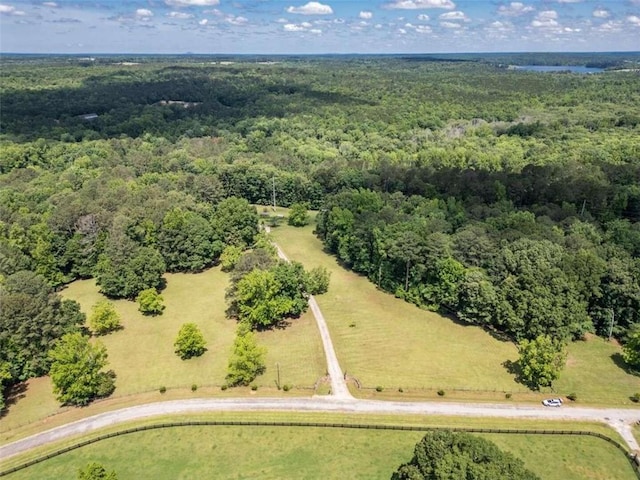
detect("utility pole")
[608,309,615,341]
[272,176,276,212]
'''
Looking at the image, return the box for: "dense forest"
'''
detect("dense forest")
[1,54,639,404]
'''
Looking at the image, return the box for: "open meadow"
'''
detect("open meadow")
[1,265,325,434]
[269,212,640,404]
[3,422,634,480]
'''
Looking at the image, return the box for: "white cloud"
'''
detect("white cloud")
[417,14,430,20]
[498,2,534,17]
[415,24,431,33]
[0,4,26,15]
[276,17,288,23]
[385,0,455,10]
[136,9,154,18]
[198,18,208,25]
[439,10,468,21]
[398,28,407,33]
[286,2,333,15]
[592,8,610,19]
[441,21,461,28]
[168,11,193,19]
[226,15,248,25]
[359,11,373,19]
[42,1,58,7]
[531,9,559,27]
[310,28,322,33]
[284,23,305,31]
[628,15,640,26]
[166,0,219,6]
[555,0,582,3]
[597,20,621,31]
[301,21,312,27]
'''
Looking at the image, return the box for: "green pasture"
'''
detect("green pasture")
[3,422,634,480]
[269,216,640,404]
[1,265,325,434]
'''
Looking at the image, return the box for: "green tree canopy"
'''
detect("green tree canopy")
[174,323,207,360]
[158,207,222,272]
[517,334,567,390]
[0,270,84,380]
[226,326,266,386]
[48,332,116,406]
[88,301,121,336]
[212,197,259,247]
[392,430,539,480]
[287,202,310,227]
[136,288,165,316]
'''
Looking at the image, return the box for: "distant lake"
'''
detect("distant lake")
[513,65,604,73]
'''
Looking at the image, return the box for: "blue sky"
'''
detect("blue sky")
[1,0,639,53]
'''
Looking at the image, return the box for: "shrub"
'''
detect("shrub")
[159,386,166,394]
[283,384,291,392]
[376,385,383,392]
[221,384,228,391]
[191,384,198,392]
[631,393,640,403]
[251,384,258,391]
[398,387,404,393]
[505,393,512,399]
[567,393,577,401]
[437,389,445,396]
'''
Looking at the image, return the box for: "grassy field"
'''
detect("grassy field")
[3,422,634,480]
[269,214,640,404]
[1,265,325,433]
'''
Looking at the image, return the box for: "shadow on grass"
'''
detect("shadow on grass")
[0,382,28,419]
[611,352,640,377]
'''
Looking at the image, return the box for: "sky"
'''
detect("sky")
[1,0,639,54]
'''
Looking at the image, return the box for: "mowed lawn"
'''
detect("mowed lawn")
[3,426,634,480]
[270,217,640,403]
[2,265,325,432]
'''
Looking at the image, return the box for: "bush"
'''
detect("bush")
[376,385,383,392]
[221,384,228,391]
[159,386,166,394]
[505,393,512,399]
[251,384,258,391]
[283,384,291,392]
[398,387,404,393]
[567,392,577,401]
[191,384,198,392]
[437,389,445,396]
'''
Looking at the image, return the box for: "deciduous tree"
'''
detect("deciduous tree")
[136,288,165,315]
[517,334,567,389]
[88,301,121,335]
[226,326,266,386]
[392,430,539,480]
[48,332,115,406]
[174,323,207,360]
